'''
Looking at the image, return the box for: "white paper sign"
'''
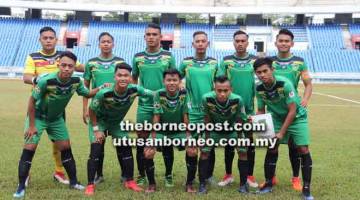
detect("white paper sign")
[251,113,275,139]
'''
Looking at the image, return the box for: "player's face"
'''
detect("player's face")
[164,74,180,93]
[99,35,114,54]
[215,81,232,103]
[145,27,162,48]
[58,56,75,80]
[233,34,248,54]
[192,34,209,54]
[255,64,274,85]
[39,31,57,52]
[275,34,294,53]
[115,69,131,88]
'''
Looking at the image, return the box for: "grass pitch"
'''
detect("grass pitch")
[0,80,359,199]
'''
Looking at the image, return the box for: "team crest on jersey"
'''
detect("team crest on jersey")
[154,102,161,109]
[34,86,41,94]
[92,99,100,107]
[289,91,295,98]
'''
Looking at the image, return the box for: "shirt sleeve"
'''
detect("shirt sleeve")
[83,62,92,81]
[256,91,265,110]
[182,94,189,114]
[76,78,90,97]
[170,55,176,69]
[216,60,226,77]
[89,91,103,113]
[24,55,36,75]
[132,56,139,78]
[137,85,154,98]
[153,91,163,114]
[32,78,47,100]
[179,61,186,79]
[299,60,309,72]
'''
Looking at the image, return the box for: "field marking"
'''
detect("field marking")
[312,92,360,105]
[309,104,360,108]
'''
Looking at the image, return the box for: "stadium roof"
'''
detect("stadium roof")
[1,0,360,14]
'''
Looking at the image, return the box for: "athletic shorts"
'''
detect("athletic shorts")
[201,131,247,153]
[274,117,310,146]
[88,120,128,143]
[24,117,69,144]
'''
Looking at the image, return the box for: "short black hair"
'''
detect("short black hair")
[99,32,114,42]
[59,51,77,63]
[253,57,273,71]
[147,23,161,33]
[193,31,208,38]
[163,68,181,79]
[276,29,294,40]
[40,26,56,36]
[233,30,248,39]
[115,62,132,73]
[214,75,230,84]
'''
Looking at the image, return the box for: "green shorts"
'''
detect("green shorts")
[201,132,247,153]
[274,117,310,146]
[24,117,69,144]
[189,111,204,138]
[88,120,128,143]
[136,105,153,124]
[152,132,187,151]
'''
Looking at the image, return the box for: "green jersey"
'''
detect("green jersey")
[32,72,90,121]
[271,55,308,92]
[90,84,153,123]
[83,56,125,88]
[255,76,306,121]
[179,57,218,112]
[132,49,176,106]
[218,54,256,114]
[153,88,188,124]
[202,91,247,125]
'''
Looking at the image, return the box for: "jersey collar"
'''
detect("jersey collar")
[233,53,249,60]
[145,48,162,56]
[40,49,57,56]
[276,54,293,61]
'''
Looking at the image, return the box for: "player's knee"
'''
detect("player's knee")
[144,147,156,159]
[24,143,37,151]
[186,147,198,157]
[238,152,247,160]
[297,146,309,154]
[200,152,209,160]
[137,131,149,138]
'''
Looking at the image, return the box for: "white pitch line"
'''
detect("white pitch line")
[313,92,360,105]
[309,104,360,108]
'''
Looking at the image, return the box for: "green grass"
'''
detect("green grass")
[1,80,360,199]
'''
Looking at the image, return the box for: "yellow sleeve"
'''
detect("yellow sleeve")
[23,55,35,75]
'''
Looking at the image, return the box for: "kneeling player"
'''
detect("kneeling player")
[198,75,249,194]
[143,69,197,193]
[254,58,313,200]
[14,52,105,198]
[84,63,153,195]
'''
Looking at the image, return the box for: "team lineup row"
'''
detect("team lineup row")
[13,23,314,200]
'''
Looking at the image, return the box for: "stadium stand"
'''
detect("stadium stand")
[308,24,345,49]
[0,18,359,74]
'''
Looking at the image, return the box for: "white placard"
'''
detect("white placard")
[251,113,275,139]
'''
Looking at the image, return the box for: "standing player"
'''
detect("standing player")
[82,32,125,184]
[198,75,249,194]
[142,69,197,193]
[179,31,218,186]
[217,30,258,188]
[84,63,151,195]
[271,29,313,191]
[254,58,313,200]
[132,23,176,185]
[14,52,104,198]
[22,26,84,185]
